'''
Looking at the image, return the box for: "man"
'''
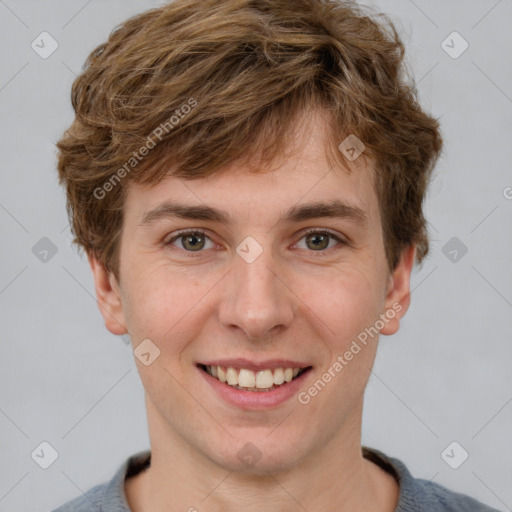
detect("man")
[53,0,500,510]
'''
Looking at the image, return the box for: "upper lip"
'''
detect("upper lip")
[198,359,312,372]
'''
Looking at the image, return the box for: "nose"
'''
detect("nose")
[217,242,295,343]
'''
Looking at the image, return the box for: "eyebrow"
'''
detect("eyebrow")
[138,199,367,227]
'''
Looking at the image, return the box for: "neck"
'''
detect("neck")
[126,399,399,512]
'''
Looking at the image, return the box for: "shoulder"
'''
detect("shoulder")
[405,477,502,511]
[51,450,151,512]
[51,482,106,511]
[362,446,501,512]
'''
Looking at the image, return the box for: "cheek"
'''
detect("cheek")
[302,267,383,348]
[121,268,203,343]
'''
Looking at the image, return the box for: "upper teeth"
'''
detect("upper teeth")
[205,366,302,389]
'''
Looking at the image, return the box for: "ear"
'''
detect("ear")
[379,244,416,336]
[87,253,127,336]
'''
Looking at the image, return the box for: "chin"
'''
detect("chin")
[206,436,306,475]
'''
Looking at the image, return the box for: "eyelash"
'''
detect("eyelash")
[164,228,347,256]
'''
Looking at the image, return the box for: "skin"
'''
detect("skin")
[89,110,415,511]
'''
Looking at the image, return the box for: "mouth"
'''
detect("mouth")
[197,363,313,392]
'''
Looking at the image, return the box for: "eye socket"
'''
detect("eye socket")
[164,228,346,255]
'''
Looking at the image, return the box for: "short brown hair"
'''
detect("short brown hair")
[56,0,443,282]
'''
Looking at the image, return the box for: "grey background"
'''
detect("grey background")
[0,0,511,510]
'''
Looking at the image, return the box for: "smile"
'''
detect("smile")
[199,364,310,392]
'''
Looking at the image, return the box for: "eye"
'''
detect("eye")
[295,228,346,252]
[165,228,346,255]
[165,230,215,252]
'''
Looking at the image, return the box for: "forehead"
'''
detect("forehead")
[124,113,379,228]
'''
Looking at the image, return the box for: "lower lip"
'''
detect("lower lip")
[197,366,312,410]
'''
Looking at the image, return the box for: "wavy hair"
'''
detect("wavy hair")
[56,0,443,281]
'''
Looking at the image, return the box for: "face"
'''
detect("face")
[89,111,414,474]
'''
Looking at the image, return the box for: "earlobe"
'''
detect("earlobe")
[87,253,128,336]
[380,245,416,336]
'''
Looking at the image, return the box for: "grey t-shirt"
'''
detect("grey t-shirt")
[52,446,502,511]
